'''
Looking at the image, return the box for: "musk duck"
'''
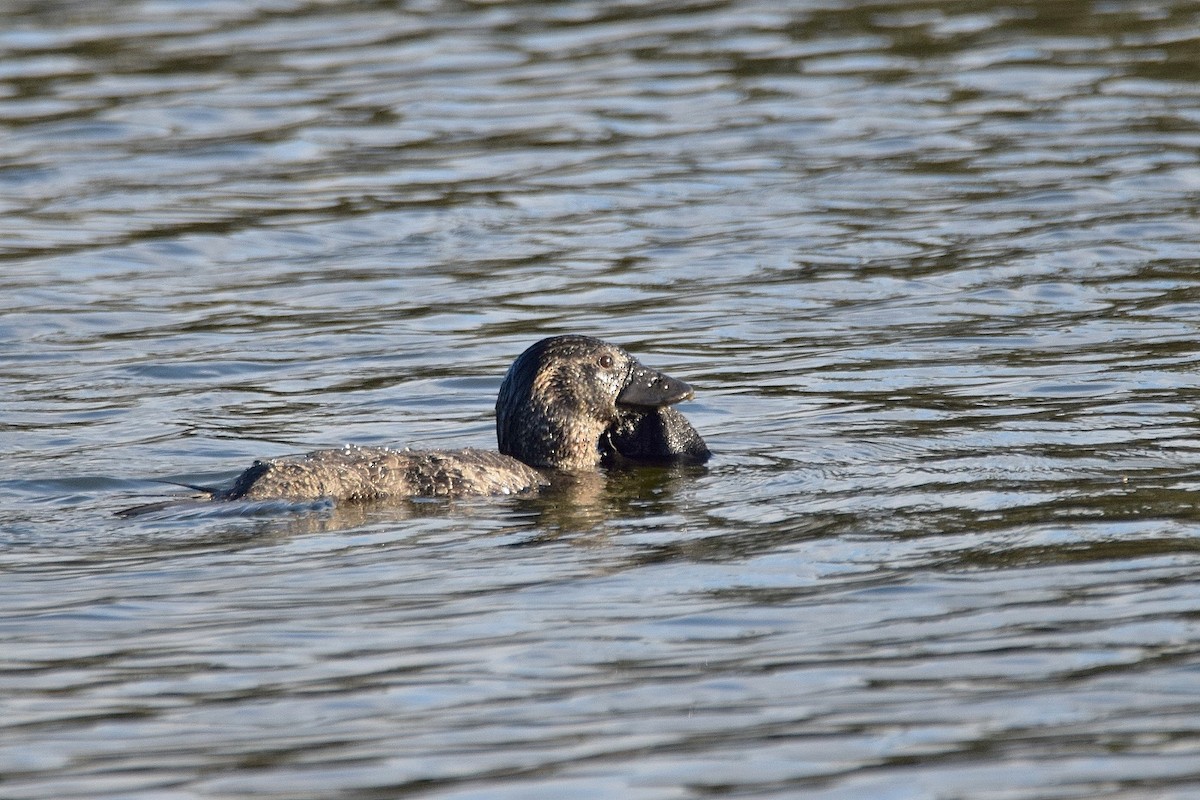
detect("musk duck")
[119,335,708,514]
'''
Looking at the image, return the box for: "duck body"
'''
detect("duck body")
[121,335,707,513]
[216,446,547,501]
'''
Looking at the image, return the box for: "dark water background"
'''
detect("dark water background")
[3,1,1200,797]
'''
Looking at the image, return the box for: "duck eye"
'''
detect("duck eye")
[597,354,614,370]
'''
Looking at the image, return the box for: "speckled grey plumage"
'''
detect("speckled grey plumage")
[216,445,547,501]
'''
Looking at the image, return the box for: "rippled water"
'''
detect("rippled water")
[4,1,1200,797]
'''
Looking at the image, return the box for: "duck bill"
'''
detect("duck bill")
[617,362,694,407]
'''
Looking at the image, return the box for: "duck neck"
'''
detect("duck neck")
[500,399,609,472]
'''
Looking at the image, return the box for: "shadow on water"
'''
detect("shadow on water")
[507,463,712,539]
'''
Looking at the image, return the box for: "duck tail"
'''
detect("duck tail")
[155,479,219,495]
[114,499,183,518]
[114,480,218,518]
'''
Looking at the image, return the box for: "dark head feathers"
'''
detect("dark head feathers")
[496,335,702,471]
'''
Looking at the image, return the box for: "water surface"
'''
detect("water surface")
[3,1,1200,798]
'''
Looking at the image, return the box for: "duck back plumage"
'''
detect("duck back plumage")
[218,446,546,501]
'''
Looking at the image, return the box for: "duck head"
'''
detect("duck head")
[496,335,695,471]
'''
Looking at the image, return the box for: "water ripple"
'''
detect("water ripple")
[4,1,1200,798]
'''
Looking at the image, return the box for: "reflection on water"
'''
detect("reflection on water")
[3,1,1200,798]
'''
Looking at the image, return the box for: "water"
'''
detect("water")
[3,1,1200,797]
